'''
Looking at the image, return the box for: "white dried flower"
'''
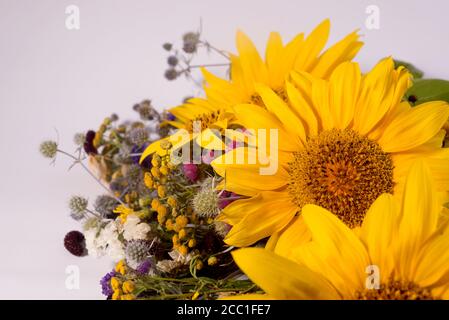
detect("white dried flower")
[122,214,152,241]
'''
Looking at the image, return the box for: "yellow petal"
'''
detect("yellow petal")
[329,62,361,129]
[360,194,397,281]
[414,232,449,287]
[255,84,306,144]
[196,128,226,150]
[232,248,339,299]
[224,192,297,247]
[397,160,439,279]
[215,179,259,198]
[353,58,396,135]
[311,78,333,130]
[265,32,284,87]
[236,31,268,89]
[219,193,264,225]
[212,147,290,191]
[139,138,168,162]
[312,30,363,79]
[294,19,330,71]
[273,216,311,259]
[377,101,449,152]
[232,104,301,151]
[285,81,319,136]
[301,204,370,292]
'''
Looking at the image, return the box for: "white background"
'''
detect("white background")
[0,0,448,299]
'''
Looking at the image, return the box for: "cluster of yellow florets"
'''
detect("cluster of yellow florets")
[110,277,135,300]
[110,260,135,300]
[144,152,203,256]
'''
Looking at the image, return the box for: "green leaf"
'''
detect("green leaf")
[394,59,424,79]
[405,79,449,106]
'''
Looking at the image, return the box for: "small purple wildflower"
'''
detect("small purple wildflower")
[130,143,152,169]
[136,259,153,275]
[100,270,116,297]
[166,112,176,121]
[219,191,238,209]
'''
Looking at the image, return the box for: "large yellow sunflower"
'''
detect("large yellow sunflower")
[231,161,449,300]
[141,19,362,158]
[212,58,449,247]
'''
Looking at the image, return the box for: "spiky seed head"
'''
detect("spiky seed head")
[39,140,58,158]
[69,196,88,215]
[167,55,178,66]
[125,240,154,269]
[110,113,119,122]
[129,127,149,146]
[73,133,86,146]
[162,43,173,51]
[94,195,119,218]
[164,68,178,81]
[192,187,220,218]
[135,100,156,121]
[182,32,200,53]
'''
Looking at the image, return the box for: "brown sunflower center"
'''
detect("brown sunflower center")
[185,109,223,133]
[287,128,395,228]
[356,280,435,300]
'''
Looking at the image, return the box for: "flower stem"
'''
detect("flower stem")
[57,149,127,206]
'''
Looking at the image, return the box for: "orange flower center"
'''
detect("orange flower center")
[287,128,395,228]
[356,280,435,300]
[185,109,224,133]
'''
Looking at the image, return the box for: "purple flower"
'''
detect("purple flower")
[100,270,116,297]
[219,191,238,209]
[166,112,176,121]
[136,259,153,275]
[131,143,152,169]
[182,163,198,182]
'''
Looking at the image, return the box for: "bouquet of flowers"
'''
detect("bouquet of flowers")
[40,19,449,300]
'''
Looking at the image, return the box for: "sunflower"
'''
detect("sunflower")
[212,57,449,247]
[140,19,363,159]
[231,161,449,300]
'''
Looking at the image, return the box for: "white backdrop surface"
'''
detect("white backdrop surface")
[0,0,448,299]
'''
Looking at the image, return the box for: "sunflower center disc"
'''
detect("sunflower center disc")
[287,128,395,228]
[356,280,435,300]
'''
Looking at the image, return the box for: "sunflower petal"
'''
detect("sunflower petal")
[312,30,363,79]
[255,84,306,144]
[329,62,361,129]
[294,19,330,71]
[224,192,297,247]
[232,248,339,299]
[377,101,449,152]
[300,204,370,292]
[273,216,311,259]
[397,160,439,279]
